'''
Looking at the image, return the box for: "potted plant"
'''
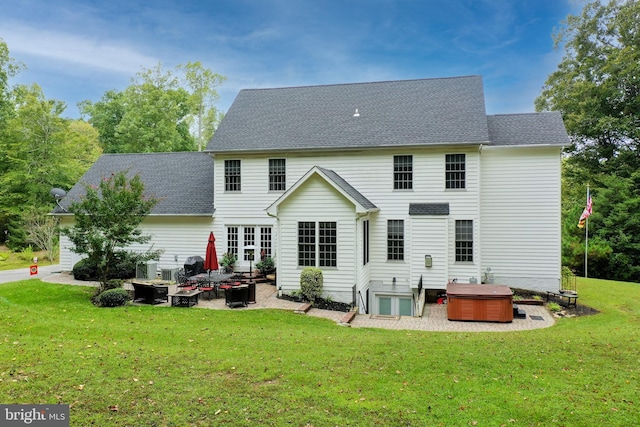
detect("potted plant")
[255,256,275,277]
[220,252,237,274]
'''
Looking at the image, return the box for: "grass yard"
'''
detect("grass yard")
[0,245,52,270]
[0,278,638,426]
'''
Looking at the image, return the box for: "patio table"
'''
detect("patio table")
[169,289,202,307]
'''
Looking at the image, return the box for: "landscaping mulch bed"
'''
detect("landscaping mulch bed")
[512,288,600,318]
[277,294,353,312]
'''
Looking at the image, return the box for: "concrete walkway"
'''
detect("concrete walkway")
[33,271,555,333]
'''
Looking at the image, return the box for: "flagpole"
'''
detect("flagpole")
[584,185,589,278]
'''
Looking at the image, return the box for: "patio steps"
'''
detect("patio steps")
[294,302,313,314]
[339,310,358,326]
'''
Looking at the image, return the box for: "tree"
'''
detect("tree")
[178,61,226,151]
[536,1,640,281]
[0,83,101,249]
[23,207,59,262]
[81,62,225,153]
[536,0,640,173]
[61,172,161,289]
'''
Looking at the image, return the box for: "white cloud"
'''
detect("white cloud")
[2,22,158,74]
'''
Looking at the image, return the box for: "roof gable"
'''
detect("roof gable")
[266,166,378,216]
[207,76,489,153]
[53,152,214,216]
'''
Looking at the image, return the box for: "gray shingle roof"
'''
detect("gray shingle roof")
[487,112,569,146]
[409,203,450,216]
[53,152,214,216]
[316,167,377,210]
[206,76,490,152]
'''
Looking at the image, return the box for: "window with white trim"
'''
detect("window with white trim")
[260,227,272,259]
[455,220,473,262]
[445,154,465,189]
[269,159,286,191]
[393,155,413,190]
[227,227,238,257]
[363,220,369,266]
[387,220,404,261]
[298,221,337,267]
[225,160,241,191]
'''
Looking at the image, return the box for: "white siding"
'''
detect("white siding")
[480,146,562,292]
[58,216,214,272]
[410,216,449,289]
[276,174,357,303]
[216,147,481,293]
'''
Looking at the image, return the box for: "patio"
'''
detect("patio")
[43,272,555,332]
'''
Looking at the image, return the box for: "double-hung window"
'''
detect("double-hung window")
[298,221,337,267]
[393,155,413,190]
[225,160,241,191]
[455,220,473,262]
[445,154,465,189]
[269,159,286,191]
[387,220,404,261]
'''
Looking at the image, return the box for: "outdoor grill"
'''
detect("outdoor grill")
[183,256,204,276]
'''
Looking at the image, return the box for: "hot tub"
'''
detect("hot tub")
[446,283,513,323]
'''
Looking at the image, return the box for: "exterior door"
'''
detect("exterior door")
[377,295,413,316]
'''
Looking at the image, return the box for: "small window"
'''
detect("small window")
[387,220,404,261]
[445,154,465,189]
[455,220,473,262]
[269,159,286,191]
[394,155,413,190]
[363,220,370,266]
[225,160,241,191]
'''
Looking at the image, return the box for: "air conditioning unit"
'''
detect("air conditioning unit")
[136,262,158,279]
[161,268,179,282]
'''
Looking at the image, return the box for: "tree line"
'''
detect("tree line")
[2,0,639,283]
[536,0,640,282]
[0,38,225,254]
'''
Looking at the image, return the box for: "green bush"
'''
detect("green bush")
[72,251,139,281]
[19,245,34,262]
[255,257,275,275]
[103,279,124,291]
[96,288,130,307]
[73,258,98,281]
[300,267,323,302]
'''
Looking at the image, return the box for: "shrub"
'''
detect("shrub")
[73,258,98,281]
[300,267,323,302]
[109,251,138,279]
[19,245,34,262]
[73,251,139,281]
[96,288,130,307]
[103,279,124,291]
[255,257,275,276]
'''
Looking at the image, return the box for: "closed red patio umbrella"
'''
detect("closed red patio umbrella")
[204,232,219,274]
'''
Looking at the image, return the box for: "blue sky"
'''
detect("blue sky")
[1,0,577,118]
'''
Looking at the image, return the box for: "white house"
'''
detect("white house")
[55,76,568,316]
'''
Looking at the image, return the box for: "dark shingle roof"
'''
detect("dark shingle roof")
[206,76,490,152]
[409,203,450,216]
[487,112,569,146]
[316,167,377,210]
[53,152,214,216]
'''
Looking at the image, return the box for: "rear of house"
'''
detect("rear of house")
[205,76,567,316]
[55,76,567,316]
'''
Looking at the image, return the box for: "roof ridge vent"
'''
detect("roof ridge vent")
[353,108,360,117]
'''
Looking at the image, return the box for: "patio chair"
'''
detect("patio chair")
[197,277,217,299]
[175,269,197,291]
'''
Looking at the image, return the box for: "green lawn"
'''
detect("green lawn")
[1,278,638,426]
